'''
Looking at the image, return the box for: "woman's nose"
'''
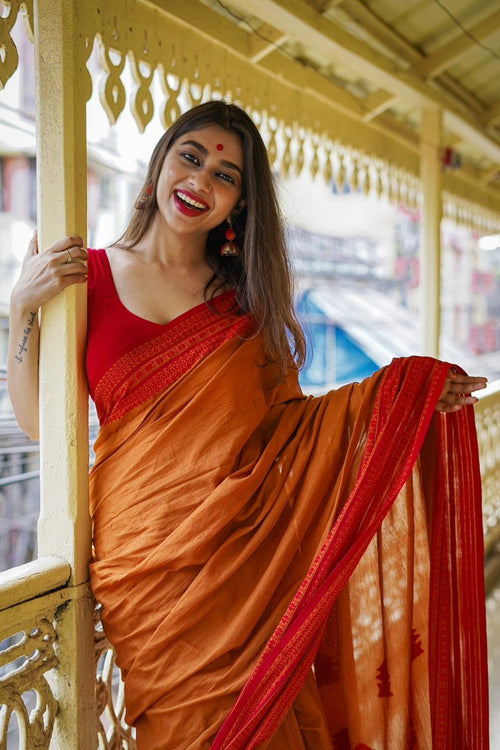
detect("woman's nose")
[189,169,212,193]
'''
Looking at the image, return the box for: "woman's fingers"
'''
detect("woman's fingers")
[435,370,488,412]
[43,235,87,268]
[447,371,487,391]
[50,234,85,255]
[56,239,88,276]
[45,235,87,266]
[28,229,38,255]
[13,234,88,312]
[24,233,86,263]
[25,232,85,258]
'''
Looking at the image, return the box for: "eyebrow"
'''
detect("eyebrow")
[179,139,243,177]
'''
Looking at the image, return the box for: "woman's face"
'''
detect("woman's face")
[154,124,244,238]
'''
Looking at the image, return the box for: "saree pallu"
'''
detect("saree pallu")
[89,304,488,750]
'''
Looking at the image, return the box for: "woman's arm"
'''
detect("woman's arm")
[7,232,88,439]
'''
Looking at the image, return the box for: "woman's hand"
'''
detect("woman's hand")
[435,370,488,412]
[7,232,88,440]
[11,231,88,313]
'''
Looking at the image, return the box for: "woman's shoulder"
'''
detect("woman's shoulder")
[87,247,109,268]
[87,247,111,288]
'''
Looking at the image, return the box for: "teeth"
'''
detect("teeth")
[176,191,207,210]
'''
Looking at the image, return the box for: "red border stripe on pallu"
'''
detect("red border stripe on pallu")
[211,358,454,749]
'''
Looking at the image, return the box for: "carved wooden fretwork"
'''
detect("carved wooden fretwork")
[0,0,498,231]
[0,615,58,749]
[443,194,500,234]
[0,0,33,89]
[475,389,500,556]
[95,607,136,750]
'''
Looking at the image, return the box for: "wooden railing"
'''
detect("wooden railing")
[0,558,68,749]
[0,382,499,749]
[0,557,136,749]
[475,380,500,592]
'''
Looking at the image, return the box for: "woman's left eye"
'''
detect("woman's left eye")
[217,172,235,184]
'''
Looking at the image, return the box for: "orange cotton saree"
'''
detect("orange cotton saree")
[88,295,488,750]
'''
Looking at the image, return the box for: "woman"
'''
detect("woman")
[7,100,489,749]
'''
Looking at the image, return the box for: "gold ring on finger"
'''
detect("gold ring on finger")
[66,249,72,263]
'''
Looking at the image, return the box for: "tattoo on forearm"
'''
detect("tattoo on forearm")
[14,311,37,363]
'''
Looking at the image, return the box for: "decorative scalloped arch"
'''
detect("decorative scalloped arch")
[0,0,498,231]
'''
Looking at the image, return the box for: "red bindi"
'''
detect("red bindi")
[216,143,224,151]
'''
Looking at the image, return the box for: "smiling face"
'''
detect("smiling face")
[154,124,244,240]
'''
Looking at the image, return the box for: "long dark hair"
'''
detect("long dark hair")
[115,100,306,372]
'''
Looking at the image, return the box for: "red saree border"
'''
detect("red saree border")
[94,293,254,425]
[211,357,489,749]
[428,400,489,748]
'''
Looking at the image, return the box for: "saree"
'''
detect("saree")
[88,297,488,750]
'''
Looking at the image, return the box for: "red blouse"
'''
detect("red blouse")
[86,248,237,399]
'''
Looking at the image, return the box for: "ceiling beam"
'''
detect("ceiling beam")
[412,9,500,79]
[142,0,425,168]
[480,166,500,185]
[340,0,484,116]
[362,91,398,121]
[261,49,368,121]
[483,101,500,128]
[340,0,422,66]
[144,0,500,171]
[328,0,491,145]
[147,0,372,120]
[225,0,500,162]
[308,0,339,10]
[142,0,251,51]
[247,25,289,63]
[432,72,485,116]
[231,0,431,99]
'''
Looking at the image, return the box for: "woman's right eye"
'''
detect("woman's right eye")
[182,152,199,165]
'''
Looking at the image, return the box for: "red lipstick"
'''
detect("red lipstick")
[174,189,209,217]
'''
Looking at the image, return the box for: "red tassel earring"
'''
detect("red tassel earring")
[220,218,240,256]
[135,183,154,210]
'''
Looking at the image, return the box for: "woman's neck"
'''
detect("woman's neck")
[135,217,209,270]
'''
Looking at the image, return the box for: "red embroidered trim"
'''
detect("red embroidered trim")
[427,397,489,747]
[94,295,254,425]
[376,659,393,697]
[411,628,424,661]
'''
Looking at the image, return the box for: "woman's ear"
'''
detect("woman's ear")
[231,199,246,219]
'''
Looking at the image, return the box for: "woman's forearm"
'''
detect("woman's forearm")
[6,232,88,440]
[7,297,41,440]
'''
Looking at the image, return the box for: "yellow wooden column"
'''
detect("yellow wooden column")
[420,109,442,358]
[34,0,95,746]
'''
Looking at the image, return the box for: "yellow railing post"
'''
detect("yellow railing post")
[420,109,442,358]
[34,0,95,747]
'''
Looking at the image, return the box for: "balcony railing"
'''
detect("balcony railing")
[475,379,500,592]
[0,556,136,749]
[0,382,499,749]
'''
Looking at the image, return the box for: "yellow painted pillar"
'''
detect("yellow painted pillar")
[34,0,95,747]
[420,109,442,358]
